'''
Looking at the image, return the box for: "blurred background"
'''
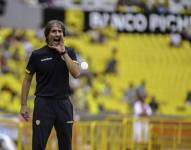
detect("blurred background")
[0,0,191,149]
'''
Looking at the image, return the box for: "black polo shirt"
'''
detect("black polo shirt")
[26,45,77,100]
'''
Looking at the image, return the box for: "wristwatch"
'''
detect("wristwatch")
[60,51,67,56]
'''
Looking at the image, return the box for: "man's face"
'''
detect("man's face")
[47,24,64,46]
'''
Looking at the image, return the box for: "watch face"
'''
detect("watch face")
[61,55,65,61]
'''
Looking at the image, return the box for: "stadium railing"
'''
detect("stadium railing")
[1,115,191,150]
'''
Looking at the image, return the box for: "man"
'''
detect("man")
[20,20,80,150]
[133,92,152,143]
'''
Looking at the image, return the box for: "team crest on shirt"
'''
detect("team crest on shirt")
[36,120,40,125]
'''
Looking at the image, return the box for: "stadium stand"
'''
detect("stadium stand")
[1,25,191,116]
[1,0,191,149]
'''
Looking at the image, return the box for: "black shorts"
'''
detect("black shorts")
[32,97,73,150]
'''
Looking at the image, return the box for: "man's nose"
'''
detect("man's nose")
[55,31,61,36]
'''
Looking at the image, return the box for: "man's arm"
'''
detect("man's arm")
[20,73,33,121]
[48,36,80,78]
[61,53,80,78]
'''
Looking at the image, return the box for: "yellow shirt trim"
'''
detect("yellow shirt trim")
[25,69,30,74]
[73,60,79,64]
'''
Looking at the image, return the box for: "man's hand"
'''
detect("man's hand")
[20,105,30,121]
[49,37,65,54]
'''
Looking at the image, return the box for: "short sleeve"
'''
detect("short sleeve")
[26,52,36,74]
[67,47,77,61]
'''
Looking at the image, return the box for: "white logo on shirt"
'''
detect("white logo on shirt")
[41,57,53,62]
[36,120,40,125]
